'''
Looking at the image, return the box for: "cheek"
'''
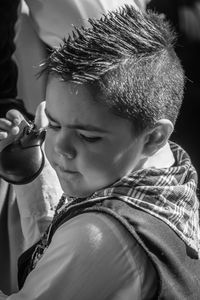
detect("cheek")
[82,148,109,168]
[80,148,118,177]
[79,152,116,189]
[83,142,141,179]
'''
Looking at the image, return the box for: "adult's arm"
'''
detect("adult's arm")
[0,164,62,294]
[24,0,141,48]
[14,158,62,250]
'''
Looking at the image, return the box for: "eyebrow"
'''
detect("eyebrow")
[45,108,109,133]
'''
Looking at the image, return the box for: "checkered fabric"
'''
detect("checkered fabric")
[94,141,200,257]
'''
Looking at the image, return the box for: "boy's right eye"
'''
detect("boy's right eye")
[79,133,102,143]
[47,122,61,130]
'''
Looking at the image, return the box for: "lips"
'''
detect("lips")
[56,164,78,174]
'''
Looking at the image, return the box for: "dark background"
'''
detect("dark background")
[148,0,200,192]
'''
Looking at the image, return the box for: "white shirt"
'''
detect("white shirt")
[24,0,139,48]
[0,160,62,294]
[0,212,157,299]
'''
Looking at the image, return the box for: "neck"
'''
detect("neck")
[142,142,175,169]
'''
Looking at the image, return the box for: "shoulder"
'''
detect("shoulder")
[53,211,151,263]
[54,212,138,256]
[50,212,157,299]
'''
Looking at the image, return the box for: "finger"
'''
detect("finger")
[0,131,8,140]
[0,118,13,131]
[0,118,19,138]
[6,109,26,125]
[34,101,48,129]
[0,123,20,140]
[6,110,30,137]
[0,129,18,152]
[10,126,20,136]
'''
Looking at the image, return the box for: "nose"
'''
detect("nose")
[54,130,77,160]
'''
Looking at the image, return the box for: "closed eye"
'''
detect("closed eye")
[47,121,61,130]
[79,133,102,143]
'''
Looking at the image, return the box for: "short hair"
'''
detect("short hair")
[41,5,185,134]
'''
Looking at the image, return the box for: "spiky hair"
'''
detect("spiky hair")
[42,5,185,132]
[42,5,176,83]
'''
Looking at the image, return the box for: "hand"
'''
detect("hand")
[0,101,48,184]
[0,109,28,152]
[0,101,48,152]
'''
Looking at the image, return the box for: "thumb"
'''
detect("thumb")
[34,101,48,129]
[6,109,29,136]
[6,109,26,126]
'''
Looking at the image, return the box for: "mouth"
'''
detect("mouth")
[56,165,79,175]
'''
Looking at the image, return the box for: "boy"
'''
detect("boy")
[0,4,200,299]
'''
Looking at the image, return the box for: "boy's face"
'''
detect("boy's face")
[45,77,146,198]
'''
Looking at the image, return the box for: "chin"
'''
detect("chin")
[64,190,93,199]
[60,182,92,199]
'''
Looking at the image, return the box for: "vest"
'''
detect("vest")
[18,197,200,299]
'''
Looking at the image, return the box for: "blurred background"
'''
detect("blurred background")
[147,0,200,191]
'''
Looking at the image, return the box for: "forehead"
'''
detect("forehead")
[45,76,133,132]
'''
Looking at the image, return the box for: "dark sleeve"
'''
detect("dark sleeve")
[0,0,33,119]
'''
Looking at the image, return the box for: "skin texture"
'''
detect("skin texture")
[44,76,148,198]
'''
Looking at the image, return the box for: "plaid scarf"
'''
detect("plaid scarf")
[92,141,200,257]
[29,142,200,273]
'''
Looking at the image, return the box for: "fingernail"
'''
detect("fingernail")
[13,118,20,125]
[11,127,19,135]
[0,132,8,139]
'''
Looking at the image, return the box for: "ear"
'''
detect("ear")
[142,119,174,157]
